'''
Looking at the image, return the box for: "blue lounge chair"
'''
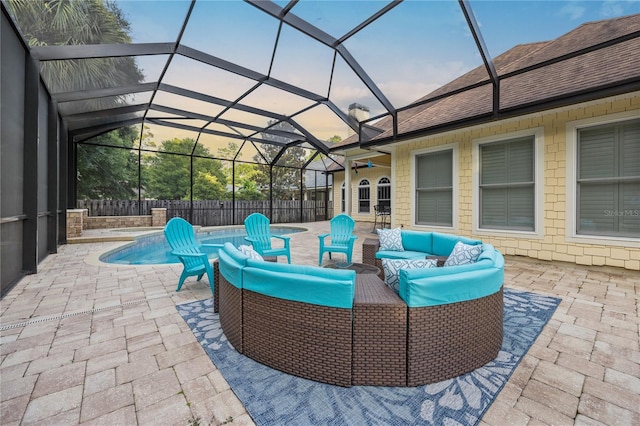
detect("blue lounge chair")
[244,213,291,263]
[164,217,222,293]
[318,213,358,265]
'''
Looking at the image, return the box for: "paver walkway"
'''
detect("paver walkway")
[1,221,638,425]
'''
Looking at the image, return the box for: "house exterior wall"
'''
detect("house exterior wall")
[389,93,639,270]
[333,166,392,225]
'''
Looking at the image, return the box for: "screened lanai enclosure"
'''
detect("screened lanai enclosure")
[3,0,639,294]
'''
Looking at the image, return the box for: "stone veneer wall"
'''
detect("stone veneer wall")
[66,208,167,239]
[389,94,639,270]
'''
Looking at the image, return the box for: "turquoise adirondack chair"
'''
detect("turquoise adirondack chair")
[318,214,358,265]
[164,217,222,293]
[244,213,291,263]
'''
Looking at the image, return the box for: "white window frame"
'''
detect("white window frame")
[340,182,346,213]
[377,177,391,210]
[411,143,458,230]
[566,110,640,247]
[472,128,544,239]
[358,179,371,214]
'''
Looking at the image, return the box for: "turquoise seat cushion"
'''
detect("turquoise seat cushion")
[376,250,428,260]
[243,259,356,309]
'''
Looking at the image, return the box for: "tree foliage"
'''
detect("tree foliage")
[217,142,264,200]
[76,127,139,199]
[7,0,143,95]
[7,0,145,201]
[254,121,306,200]
[144,139,227,200]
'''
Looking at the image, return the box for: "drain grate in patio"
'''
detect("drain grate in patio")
[0,293,170,331]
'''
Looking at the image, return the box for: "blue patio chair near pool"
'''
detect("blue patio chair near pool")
[244,213,291,263]
[318,213,358,265]
[164,217,222,293]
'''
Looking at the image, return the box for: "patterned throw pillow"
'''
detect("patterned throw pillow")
[377,227,404,251]
[238,245,264,261]
[444,242,483,267]
[381,258,437,293]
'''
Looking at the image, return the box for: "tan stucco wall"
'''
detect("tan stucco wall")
[340,93,640,270]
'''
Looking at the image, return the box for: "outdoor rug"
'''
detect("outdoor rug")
[177,288,560,426]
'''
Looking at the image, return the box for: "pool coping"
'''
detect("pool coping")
[84,225,310,267]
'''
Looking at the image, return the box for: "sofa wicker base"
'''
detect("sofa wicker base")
[362,238,385,280]
[243,290,353,387]
[218,275,243,353]
[213,260,220,313]
[216,239,504,388]
[353,274,407,386]
[407,287,503,386]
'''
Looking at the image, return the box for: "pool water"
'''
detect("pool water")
[100,227,304,265]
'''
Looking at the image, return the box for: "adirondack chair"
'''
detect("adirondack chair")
[164,217,222,293]
[318,213,358,265]
[244,213,291,263]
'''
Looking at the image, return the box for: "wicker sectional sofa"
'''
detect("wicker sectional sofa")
[216,239,504,387]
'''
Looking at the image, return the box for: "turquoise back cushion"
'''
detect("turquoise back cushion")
[244,259,355,309]
[400,230,433,253]
[431,232,482,256]
[218,243,248,288]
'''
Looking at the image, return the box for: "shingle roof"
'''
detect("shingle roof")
[331,14,640,149]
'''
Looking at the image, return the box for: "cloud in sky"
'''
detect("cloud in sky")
[558,1,587,20]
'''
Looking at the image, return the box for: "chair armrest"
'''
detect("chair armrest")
[272,235,290,242]
[171,250,208,258]
[201,243,224,249]
[318,233,330,241]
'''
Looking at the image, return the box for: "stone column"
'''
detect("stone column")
[151,208,167,227]
[66,209,87,238]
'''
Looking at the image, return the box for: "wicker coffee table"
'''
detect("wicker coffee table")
[323,262,381,275]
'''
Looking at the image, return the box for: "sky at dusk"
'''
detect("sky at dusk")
[113,0,640,145]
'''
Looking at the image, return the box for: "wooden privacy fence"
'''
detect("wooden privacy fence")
[76,200,334,226]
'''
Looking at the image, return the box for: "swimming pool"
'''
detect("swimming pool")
[100,226,305,265]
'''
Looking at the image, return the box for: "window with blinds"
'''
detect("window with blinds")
[577,119,640,238]
[358,179,371,214]
[341,182,345,213]
[480,137,535,231]
[415,150,453,226]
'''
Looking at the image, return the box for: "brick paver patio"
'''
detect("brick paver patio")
[1,221,638,425]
